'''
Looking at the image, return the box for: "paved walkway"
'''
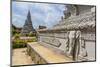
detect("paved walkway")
[12,48,34,66]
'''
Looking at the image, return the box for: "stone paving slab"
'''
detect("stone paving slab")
[12,48,34,66]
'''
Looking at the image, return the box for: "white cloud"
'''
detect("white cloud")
[12,1,65,28]
[12,13,26,27]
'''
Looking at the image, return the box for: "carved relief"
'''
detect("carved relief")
[41,36,61,47]
[65,30,88,61]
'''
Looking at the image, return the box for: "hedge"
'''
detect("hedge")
[12,38,37,49]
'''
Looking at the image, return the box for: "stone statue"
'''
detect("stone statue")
[72,30,81,60]
[63,5,71,19]
[65,30,80,60]
[64,5,79,19]
[67,31,76,56]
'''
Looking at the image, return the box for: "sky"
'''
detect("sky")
[12,1,66,29]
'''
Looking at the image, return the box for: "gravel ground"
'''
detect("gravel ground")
[12,48,34,66]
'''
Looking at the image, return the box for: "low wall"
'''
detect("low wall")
[27,42,72,64]
[27,43,47,64]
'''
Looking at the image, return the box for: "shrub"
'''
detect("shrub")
[12,39,27,49]
[21,33,36,37]
[12,42,27,48]
[28,33,33,36]
[14,34,20,39]
[12,37,37,49]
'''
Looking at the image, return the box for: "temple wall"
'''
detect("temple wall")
[37,30,96,61]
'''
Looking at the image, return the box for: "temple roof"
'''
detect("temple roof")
[38,6,96,32]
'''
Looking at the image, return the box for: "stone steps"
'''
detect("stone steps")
[27,42,73,64]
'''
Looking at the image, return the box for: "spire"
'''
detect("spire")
[21,10,36,34]
[27,11,31,20]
